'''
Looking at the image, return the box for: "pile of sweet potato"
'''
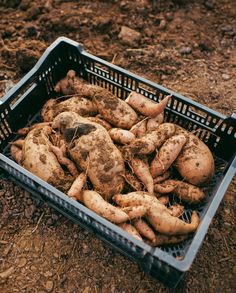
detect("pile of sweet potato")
[10,70,215,247]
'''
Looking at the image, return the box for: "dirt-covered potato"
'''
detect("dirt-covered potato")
[21,125,72,192]
[175,126,215,186]
[55,70,138,129]
[52,111,125,198]
[123,123,176,156]
[41,96,98,122]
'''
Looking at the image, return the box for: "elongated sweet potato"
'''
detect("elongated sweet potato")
[154,179,205,204]
[52,111,125,198]
[113,192,200,235]
[150,134,187,178]
[175,126,215,186]
[168,204,184,217]
[83,190,129,224]
[146,112,164,131]
[129,156,154,195]
[109,128,135,145]
[124,170,143,191]
[121,206,147,219]
[10,144,23,164]
[153,171,171,184]
[118,223,143,241]
[50,145,79,177]
[67,172,87,201]
[125,91,171,118]
[130,119,147,137]
[146,209,199,235]
[124,123,176,157]
[133,219,156,242]
[113,191,163,209]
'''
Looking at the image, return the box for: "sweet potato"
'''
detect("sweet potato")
[124,123,176,157]
[52,111,125,198]
[133,219,156,242]
[113,191,163,209]
[21,125,72,191]
[55,71,138,129]
[129,156,154,195]
[146,112,164,131]
[10,138,24,148]
[124,170,143,191]
[130,119,147,137]
[109,128,135,145]
[154,180,205,204]
[121,206,147,220]
[83,190,129,224]
[150,134,187,178]
[67,172,87,201]
[118,223,143,241]
[41,96,98,122]
[50,145,79,177]
[54,69,78,95]
[113,192,200,235]
[146,209,200,235]
[168,204,184,217]
[10,144,23,164]
[158,195,169,205]
[175,126,215,186]
[153,171,171,184]
[125,91,171,118]
[16,123,52,138]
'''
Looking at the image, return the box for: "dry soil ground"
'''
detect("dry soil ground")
[0,0,235,292]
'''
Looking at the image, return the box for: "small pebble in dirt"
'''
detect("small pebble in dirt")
[118,26,141,46]
[179,46,192,55]
[24,204,35,218]
[221,25,233,33]
[82,243,90,254]
[44,271,53,277]
[44,280,54,292]
[25,25,38,37]
[222,74,231,81]
[17,257,27,268]
[53,252,59,258]
[159,19,167,30]
[205,1,214,10]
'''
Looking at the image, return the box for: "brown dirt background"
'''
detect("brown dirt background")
[0,0,235,292]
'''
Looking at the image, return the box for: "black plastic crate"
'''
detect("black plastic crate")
[0,37,235,288]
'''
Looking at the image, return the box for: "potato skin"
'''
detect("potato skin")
[154,179,205,204]
[109,128,135,145]
[124,123,176,156]
[22,125,71,191]
[55,72,139,129]
[175,126,215,186]
[150,134,187,178]
[83,190,129,224]
[52,112,125,198]
[118,223,143,241]
[126,92,171,118]
[41,96,97,122]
